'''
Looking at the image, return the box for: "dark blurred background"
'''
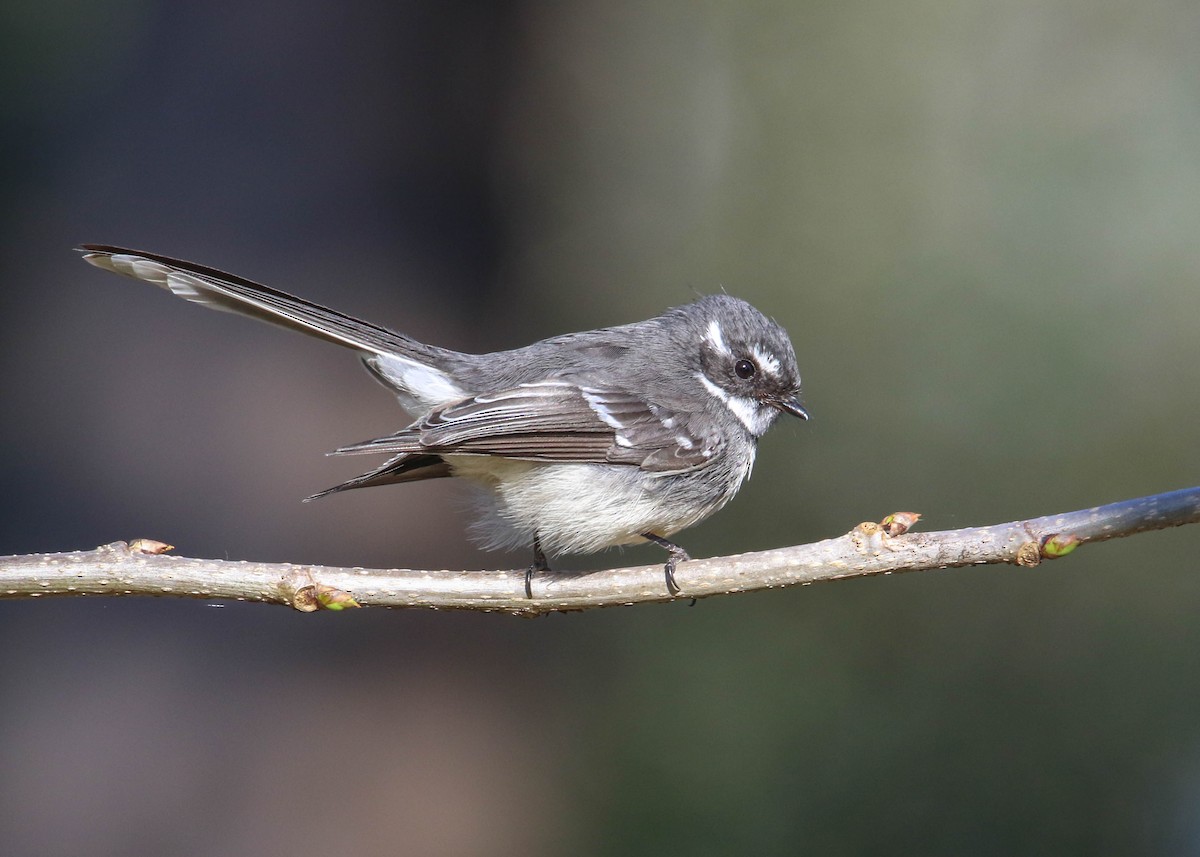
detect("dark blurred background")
[2,1,1200,854]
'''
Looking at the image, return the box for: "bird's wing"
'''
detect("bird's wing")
[331,380,719,473]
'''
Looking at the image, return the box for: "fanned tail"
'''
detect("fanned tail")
[78,244,444,361]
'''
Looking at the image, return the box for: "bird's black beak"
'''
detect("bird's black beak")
[773,394,809,420]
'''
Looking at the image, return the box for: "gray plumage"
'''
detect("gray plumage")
[79,245,807,571]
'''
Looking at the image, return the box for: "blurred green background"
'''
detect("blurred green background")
[2,1,1199,854]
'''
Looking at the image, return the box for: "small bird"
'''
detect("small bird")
[79,245,808,595]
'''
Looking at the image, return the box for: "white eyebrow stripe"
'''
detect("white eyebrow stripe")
[752,345,782,377]
[695,372,775,437]
[705,319,731,356]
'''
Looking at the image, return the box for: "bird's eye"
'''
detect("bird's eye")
[734,358,757,379]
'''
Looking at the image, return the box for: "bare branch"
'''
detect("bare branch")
[3,486,1197,616]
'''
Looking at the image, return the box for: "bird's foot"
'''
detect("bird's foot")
[525,535,550,599]
[642,532,690,596]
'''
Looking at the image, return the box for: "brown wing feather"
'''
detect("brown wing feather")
[330,381,717,473]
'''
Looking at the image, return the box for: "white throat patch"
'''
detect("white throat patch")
[695,372,775,437]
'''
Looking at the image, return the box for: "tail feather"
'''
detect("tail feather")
[329,432,422,456]
[78,245,437,361]
[304,454,453,500]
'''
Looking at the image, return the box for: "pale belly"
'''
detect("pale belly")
[446,454,750,556]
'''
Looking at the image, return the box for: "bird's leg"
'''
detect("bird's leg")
[525,534,550,599]
[642,532,690,596]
